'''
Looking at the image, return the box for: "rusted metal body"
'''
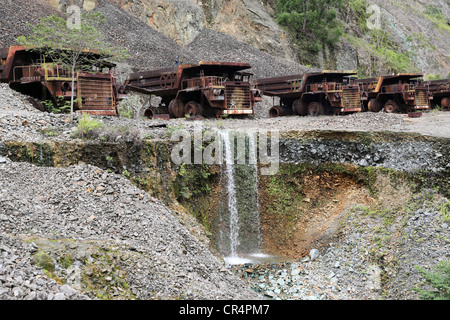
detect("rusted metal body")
[354,73,430,113]
[419,78,450,110]
[125,61,262,118]
[0,45,123,115]
[256,70,361,117]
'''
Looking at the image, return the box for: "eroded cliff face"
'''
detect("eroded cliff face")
[325,0,450,76]
[39,0,450,77]
[202,0,295,60]
[44,0,298,62]
[112,0,207,48]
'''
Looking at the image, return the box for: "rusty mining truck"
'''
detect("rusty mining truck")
[0,45,123,115]
[420,78,450,111]
[124,61,262,119]
[255,70,362,117]
[354,73,430,113]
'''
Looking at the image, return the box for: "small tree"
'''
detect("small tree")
[276,0,344,54]
[17,11,128,121]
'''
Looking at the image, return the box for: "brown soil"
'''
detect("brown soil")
[259,170,375,259]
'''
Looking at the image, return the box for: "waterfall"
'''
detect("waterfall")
[248,131,263,250]
[221,130,240,257]
[219,130,264,264]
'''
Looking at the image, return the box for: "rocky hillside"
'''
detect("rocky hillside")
[334,0,450,77]
[45,0,297,61]
[0,0,309,79]
[40,0,450,78]
[1,0,448,79]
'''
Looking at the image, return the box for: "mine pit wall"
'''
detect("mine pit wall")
[1,131,449,259]
[0,139,178,205]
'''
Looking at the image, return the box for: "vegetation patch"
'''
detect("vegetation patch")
[27,238,136,300]
[415,260,450,300]
[275,0,343,65]
[174,163,219,232]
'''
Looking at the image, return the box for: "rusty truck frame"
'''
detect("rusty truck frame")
[124,61,262,119]
[419,78,450,111]
[354,73,430,113]
[255,70,362,117]
[0,45,123,116]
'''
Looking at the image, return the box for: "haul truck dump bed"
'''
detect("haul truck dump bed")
[125,61,262,119]
[256,70,361,117]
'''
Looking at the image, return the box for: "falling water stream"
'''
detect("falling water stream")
[221,130,240,258]
[220,130,276,266]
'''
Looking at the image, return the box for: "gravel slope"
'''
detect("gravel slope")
[0,158,258,300]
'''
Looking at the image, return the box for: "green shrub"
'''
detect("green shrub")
[415,261,450,300]
[72,114,104,139]
[42,96,75,114]
[440,201,450,222]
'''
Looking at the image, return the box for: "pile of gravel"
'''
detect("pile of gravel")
[0,231,90,300]
[0,158,258,300]
[93,0,313,78]
[185,28,316,79]
[0,0,61,48]
[0,84,73,143]
[93,0,197,71]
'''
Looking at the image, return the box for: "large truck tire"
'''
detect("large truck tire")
[168,99,184,118]
[368,99,381,112]
[292,99,307,116]
[384,100,398,113]
[307,102,325,116]
[184,101,204,117]
[269,105,291,117]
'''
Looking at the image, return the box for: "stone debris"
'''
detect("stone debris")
[231,189,450,300]
[0,160,258,300]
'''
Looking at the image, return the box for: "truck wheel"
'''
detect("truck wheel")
[184,101,204,117]
[384,100,398,113]
[269,105,282,117]
[368,99,381,112]
[168,99,184,118]
[307,102,324,116]
[269,105,292,117]
[441,97,450,110]
[292,99,307,116]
